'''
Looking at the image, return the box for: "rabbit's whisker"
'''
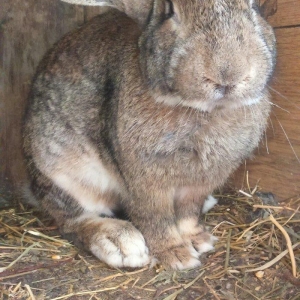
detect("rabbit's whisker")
[267,84,300,110]
[272,111,300,164]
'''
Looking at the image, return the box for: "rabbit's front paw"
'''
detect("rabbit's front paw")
[90,219,150,268]
[189,231,217,255]
[156,243,201,270]
[179,219,217,255]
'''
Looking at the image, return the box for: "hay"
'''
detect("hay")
[0,187,299,299]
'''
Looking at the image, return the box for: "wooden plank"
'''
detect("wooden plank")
[232,27,300,200]
[259,0,300,28]
[0,0,84,193]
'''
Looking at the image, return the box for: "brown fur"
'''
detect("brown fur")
[23,0,276,269]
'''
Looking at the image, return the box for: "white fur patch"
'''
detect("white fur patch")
[181,99,217,112]
[52,172,114,215]
[178,218,199,235]
[78,159,116,192]
[166,245,201,270]
[43,144,121,215]
[197,235,218,255]
[202,195,218,213]
[171,251,201,270]
[90,220,150,268]
[243,95,262,107]
[61,0,116,7]
[154,94,183,106]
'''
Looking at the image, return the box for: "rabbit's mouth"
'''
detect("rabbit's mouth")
[152,88,266,113]
[180,92,266,113]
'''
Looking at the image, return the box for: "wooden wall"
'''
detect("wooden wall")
[0,0,299,200]
[0,1,102,198]
[232,0,300,200]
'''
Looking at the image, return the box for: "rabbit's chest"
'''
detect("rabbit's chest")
[120,99,268,176]
[135,112,256,170]
[154,130,199,159]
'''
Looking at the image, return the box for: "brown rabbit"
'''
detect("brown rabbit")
[23,0,276,269]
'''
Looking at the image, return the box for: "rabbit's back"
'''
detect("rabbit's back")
[23,10,141,218]
[26,10,139,138]
[24,10,140,166]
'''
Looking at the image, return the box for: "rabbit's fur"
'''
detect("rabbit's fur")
[23,0,276,269]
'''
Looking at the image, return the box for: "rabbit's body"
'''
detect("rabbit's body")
[24,1,276,269]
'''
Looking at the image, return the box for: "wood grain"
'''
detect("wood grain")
[0,1,111,197]
[261,0,300,28]
[232,27,300,199]
[0,0,84,194]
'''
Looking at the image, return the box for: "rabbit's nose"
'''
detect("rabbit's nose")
[215,84,234,96]
[204,77,235,97]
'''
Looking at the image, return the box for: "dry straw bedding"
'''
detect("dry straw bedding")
[0,186,299,300]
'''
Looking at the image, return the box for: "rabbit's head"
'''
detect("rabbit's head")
[62,0,276,112]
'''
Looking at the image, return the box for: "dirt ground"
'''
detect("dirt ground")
[0,190,299,300]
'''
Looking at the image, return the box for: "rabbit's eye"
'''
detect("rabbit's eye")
[165,0,175,19]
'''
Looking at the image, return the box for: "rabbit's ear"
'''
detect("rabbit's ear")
[61,0,153,26]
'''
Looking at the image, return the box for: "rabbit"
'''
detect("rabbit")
[23,0,276,270]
